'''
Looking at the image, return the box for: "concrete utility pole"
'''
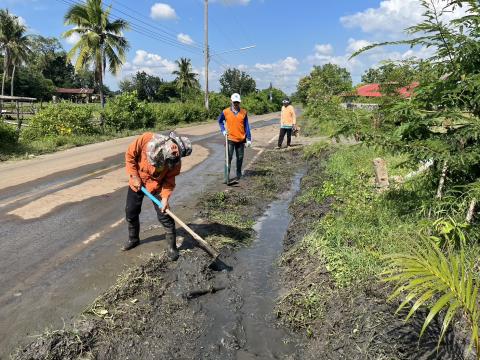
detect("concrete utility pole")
[204,0,209,111]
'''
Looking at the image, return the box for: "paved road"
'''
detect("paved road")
[0,114,280,358]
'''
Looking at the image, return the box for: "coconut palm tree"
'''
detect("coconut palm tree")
[63,0,129,114]
[172,57,199,102]
[0,10,30,97]
[9,21,31,96]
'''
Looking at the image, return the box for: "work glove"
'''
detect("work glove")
[246,140,252,148]
[130,175,142,192]
[222,130,228,136]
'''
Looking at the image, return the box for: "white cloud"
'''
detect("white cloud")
[121,50,177,79]
[177,33,194,45]
[65,32,81,45]
[314,44,333,56]
[346,38,372,54]
[150,3,178,20]
[340,0,468,38]
[255,56,299,75]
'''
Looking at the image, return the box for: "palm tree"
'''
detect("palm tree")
[0,10,30,97]
[172,58,199,102]
[9,21,31,96]
[63,0,129,114]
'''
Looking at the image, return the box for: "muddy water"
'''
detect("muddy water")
[197,172,305,359]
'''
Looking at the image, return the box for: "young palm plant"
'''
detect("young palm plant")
[172,57,199,102]
[384,239,480,357]
[63,0,129,113]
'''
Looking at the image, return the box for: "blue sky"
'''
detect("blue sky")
[0,0,457,94]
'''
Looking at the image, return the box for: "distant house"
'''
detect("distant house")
[355,82,419,98]
[55,88,95,103]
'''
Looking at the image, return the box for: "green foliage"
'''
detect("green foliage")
[384,239,480,355]
[242,87,287,115]
[219,68,256,96]
[0,121,17,148]
[172,57,200,102]
[207,92,229,118]
[23,102,97,139]
[103,91,155,131]
[152,101,207,127]
[296,64,352,105]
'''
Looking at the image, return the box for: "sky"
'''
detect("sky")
[0,0,463,94]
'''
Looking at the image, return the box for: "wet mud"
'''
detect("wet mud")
[12,147,308,359]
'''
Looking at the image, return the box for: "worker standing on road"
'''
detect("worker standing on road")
[123,131,192,261]
[277,98,296,149]
[218,93,252,181]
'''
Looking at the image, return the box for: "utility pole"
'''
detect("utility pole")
[204,0,209,111]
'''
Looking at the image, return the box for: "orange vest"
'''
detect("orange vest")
[224,107,247,143]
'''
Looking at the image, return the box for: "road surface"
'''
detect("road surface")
[0,113,280,357]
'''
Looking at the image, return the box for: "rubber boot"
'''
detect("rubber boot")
[166,232,179,261]
[122,219,140,251]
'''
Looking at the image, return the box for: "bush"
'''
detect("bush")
[242,88,287,115]
[0,121,17,148]
[153,102,207,127]
[103,92,156,131]
[22,102,97,140]
[207,92,229,118]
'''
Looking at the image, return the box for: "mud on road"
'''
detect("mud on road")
[12,146,309,360]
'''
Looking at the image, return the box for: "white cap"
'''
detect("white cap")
[230,93,241,102]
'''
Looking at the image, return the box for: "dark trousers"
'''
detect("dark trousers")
[125,187,175,235]
[278,128,292,147]
[227,140,245,178]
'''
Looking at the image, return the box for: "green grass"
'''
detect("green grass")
[301,144,423,286]
[0,118,211,161]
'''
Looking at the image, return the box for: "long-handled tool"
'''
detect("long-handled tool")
[224,133,238,186]
[141,186,220,260]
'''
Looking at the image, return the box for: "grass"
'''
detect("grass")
[0,118,211,161]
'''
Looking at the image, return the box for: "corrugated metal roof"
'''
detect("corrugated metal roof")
[56,88,95,94]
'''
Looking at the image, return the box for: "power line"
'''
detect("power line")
[57,0,204,55]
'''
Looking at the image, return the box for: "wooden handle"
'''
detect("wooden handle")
[165,209,220,259]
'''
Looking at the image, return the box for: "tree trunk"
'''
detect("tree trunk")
[10,64,15,97]
[436,160,448,199]
[1,52,8,96]
[466,199,476,224]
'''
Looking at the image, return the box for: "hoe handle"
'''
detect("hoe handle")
[141,187,220,259]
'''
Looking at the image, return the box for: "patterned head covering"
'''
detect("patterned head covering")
[146,132,193,168]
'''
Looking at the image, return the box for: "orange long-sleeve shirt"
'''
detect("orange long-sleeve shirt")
[281,105,296,127]
[125,132,181,199]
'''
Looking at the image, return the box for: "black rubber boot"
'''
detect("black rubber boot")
[166,232,179,261]
[122,219,140,251]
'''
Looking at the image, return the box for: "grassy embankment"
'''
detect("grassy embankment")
[278,114,480,347]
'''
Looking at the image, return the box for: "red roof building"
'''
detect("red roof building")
[356,82,419,98]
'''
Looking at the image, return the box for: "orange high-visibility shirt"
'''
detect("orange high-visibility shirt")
[125,132,181,199]
[223,107,248,143]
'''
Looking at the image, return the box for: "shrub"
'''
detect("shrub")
[103,91,156,131]
[0,121,17,148]
[22,102,96,140]
[207,92,229,118]
[153,102,207,127]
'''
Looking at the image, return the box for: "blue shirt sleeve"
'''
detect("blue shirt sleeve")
[218,111,226,133]
[244,113,251,141]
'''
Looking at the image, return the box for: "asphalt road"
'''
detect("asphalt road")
[0,114,280,358]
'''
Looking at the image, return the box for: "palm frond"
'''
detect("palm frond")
[384,239,479,352]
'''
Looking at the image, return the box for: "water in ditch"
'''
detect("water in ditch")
[197,171,305,359]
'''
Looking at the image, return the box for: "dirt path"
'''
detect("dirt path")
[0,113,284,358]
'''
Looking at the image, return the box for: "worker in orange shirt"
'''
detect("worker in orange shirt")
[277,98,296,149]
[123,131,192,261]
[218,93,252,181]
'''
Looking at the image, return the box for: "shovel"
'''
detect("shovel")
[141,186,220,260]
